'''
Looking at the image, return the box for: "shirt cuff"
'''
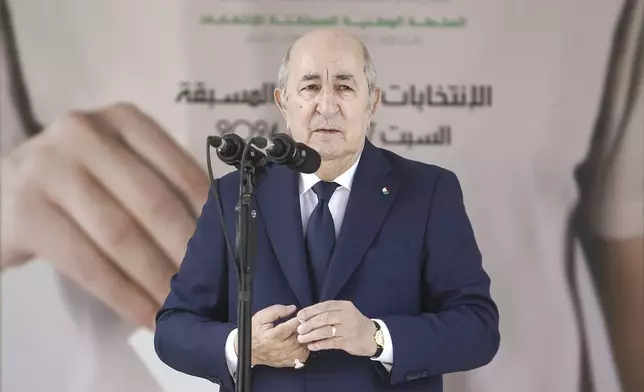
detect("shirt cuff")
[370,319,393,372]
[225,328,238,378]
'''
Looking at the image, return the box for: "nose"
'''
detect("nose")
[315,85,339,118]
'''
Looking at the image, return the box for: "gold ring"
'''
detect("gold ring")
[294,358,305,369]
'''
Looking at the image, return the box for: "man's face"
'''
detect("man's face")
[275,34,379,161]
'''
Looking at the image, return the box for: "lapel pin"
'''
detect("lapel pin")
[382,187,389,195]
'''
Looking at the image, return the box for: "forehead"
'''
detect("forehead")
[289,37,365,80]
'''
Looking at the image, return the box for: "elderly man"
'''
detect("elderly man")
[153,28,500,392]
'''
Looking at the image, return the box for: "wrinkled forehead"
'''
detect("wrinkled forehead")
[289,38,366,84]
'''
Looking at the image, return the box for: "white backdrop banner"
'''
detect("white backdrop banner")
[2,1,641,392]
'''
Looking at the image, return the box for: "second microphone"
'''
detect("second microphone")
[250,134,321,174]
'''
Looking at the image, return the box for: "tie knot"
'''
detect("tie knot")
[312,181,339,202]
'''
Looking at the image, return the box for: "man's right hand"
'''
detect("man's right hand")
[235,304,310,368]
[0,102,209,330]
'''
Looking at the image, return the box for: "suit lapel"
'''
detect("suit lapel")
[320,140,401,301]
[256,165,314,308]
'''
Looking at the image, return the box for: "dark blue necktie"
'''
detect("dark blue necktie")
[305,181,340,299]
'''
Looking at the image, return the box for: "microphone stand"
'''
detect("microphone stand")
[208,134,317,392]
[234,143,266,392]
[206,136,268,392]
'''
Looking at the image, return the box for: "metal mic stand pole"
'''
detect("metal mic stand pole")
[235,147,264,392]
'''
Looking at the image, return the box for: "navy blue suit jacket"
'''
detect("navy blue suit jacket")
[154,139,500,391]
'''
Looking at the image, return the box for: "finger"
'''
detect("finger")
[48,112,197,266]
[308,337,342,352]
[39,150,176,305]
[25,195,159,330]
[0,156,35,267]
[298,325,338,344]
[297,310,341,335]
[96,103,209,215]
[254,304,297,325]
[267,316,301,341]
[297,300,346,322]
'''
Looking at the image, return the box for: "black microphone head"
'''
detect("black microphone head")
[287,142,321,174]
[217,133,245,164]
[207,135,223,148]
[250,136,268,149]
[222,133,245,145]
[272,133,295,144]
[269,133,296,163]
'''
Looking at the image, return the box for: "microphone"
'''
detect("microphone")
[251,134,321,174]
[208,134,265,169]
[208,134,245,166]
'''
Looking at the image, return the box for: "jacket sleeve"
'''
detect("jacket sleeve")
[154,181,237,392]
[380,169,500,385]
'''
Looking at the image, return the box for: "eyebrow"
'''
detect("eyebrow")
[300,72,357,83]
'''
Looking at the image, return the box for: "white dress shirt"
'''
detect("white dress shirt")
[225,155,394,377]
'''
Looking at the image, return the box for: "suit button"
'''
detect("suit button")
[310,352,319,358]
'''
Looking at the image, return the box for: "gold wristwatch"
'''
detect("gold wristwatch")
[371,321,385,358]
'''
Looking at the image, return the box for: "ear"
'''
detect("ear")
[274,88,287,116]
[368,87,381,118]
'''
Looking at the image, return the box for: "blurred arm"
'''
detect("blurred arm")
[583,3,644,389]
[594,237,643,392]
[0,0,40,160]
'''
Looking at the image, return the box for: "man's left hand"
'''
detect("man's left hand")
[296,300,377,357]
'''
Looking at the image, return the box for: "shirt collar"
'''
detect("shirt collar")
[299,153,361,196]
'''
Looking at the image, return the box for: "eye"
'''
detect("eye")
[301,85,319,91]
[337,85,353,91]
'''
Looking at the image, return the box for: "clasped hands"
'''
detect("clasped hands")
[235,301,377,369]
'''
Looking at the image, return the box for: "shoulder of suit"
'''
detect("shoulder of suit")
[214,170,241,189]
[207,169,242,203]
[377,145,458,184]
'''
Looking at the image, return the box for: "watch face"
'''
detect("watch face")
[375,330,385,346]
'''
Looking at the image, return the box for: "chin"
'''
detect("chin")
[312,143,347,161]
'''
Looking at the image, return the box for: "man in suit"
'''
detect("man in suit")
[154,28,500,392]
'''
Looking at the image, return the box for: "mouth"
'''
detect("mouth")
[313,128,342,134]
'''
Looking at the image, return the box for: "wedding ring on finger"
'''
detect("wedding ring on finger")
[294,358,305,369]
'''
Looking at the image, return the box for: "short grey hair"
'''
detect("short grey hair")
[276,41,378,101]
